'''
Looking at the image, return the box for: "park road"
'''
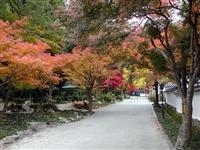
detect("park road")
[7,97,173,150]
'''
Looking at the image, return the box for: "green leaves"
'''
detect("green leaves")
[0,0,65,54]
[0,1,17,20]
[83,1,119,20]
[148,51,168,73]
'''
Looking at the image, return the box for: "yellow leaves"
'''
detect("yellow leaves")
[123,67,154,89]
[123,68,133,81]
[134,77,146,89]
[137,69,154,86]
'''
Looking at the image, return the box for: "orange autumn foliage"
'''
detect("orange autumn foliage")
[0,19,60,90]
[105,37,142,69]
[62,47,111,90]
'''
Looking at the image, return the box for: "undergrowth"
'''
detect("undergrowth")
[154,105,200,150]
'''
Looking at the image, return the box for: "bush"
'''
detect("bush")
[54,96,63,103]
[147,92,156,102]
[71,93,82,101]
[102,93,116,103]
[116,95,123,101]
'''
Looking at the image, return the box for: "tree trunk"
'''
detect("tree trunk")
[3,87,12,112]
[48,85,53,100]
[38,89,45,112]
[153,80,160,107]
[86,88,93,113]
[58,80,64,100]
[175,89,193,149]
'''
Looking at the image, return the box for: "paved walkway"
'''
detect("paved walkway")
[7,97,173,150]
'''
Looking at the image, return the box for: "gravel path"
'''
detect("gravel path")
[6,97,173,150]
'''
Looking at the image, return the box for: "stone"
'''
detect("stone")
[28,122,47,132]
[58,117,70,123]
[22,103,31,112]
[47,108,56,113]
[2,135,20,144]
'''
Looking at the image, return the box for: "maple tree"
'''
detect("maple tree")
[62,47,111,112]
[100,69,124,92]
[133,2,199,148]
[0,19,61,111]
[132,68,153,89]
[122,67,156,95]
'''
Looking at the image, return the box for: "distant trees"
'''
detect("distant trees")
[57,0,128,47]
[100,70,124,92]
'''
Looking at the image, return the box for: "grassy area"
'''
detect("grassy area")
[0,97,120,140]
[0,100,114,139]
[0,110,88,139]
[154,105,200,150]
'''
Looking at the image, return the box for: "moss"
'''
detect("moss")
[0,110,89,139]
[154,105,200,149]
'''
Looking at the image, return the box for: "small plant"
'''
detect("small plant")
[147,92,156,102]
[54,96,63,103]
[100,93,116,103]
[116,95,123,101]
[154,106,200,149]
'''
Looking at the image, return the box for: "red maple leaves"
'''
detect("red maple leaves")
[100,70,124,91]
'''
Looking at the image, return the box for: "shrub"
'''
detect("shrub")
[54,96,63,103]
[116,95,123,101]
[147,92,156,102]
[102,93,116,103]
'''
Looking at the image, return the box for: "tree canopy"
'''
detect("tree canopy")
[0,0,65,53]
